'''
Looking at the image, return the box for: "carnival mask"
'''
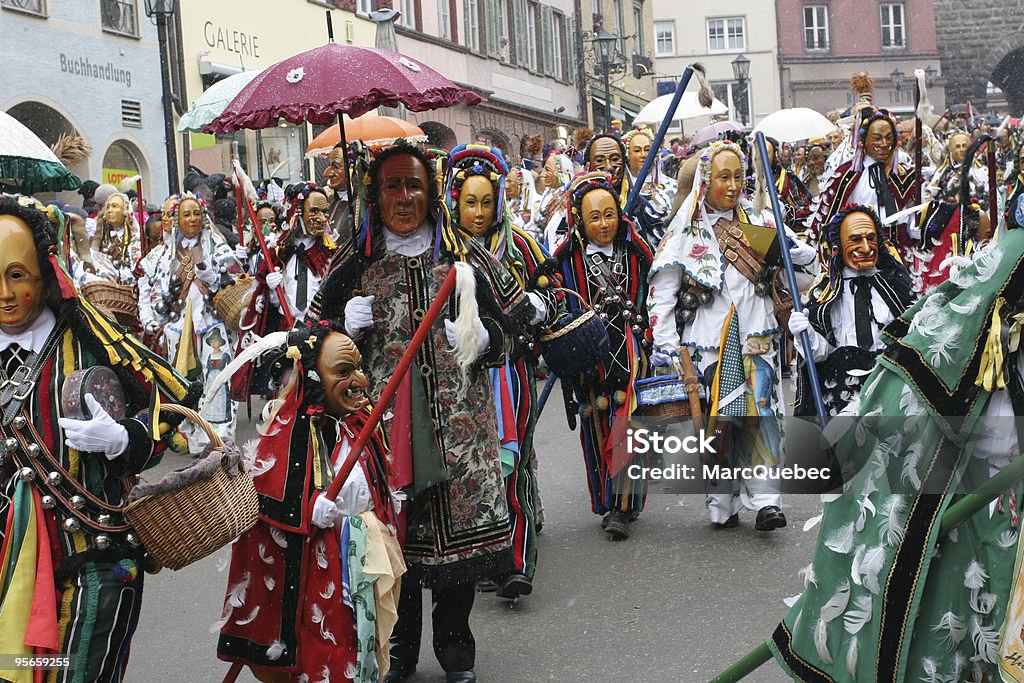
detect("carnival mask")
[863,119,895,164]
[302,192,329,237]
[458,175,497,237]
[807,146,827,176]
[949,133,969,166]
[161,198,176,234]
[317,332,370,417]
[178,198,204,238]
[705,150,744,212]
[589,138,625,186]
[581,188,618,246]
[0,215,46,335]
[378,154,430,236]
[257,206,277,233]
[627,133,653,176]
[323,146,348,191]
[840,211,879,271]
[826,129,844,150]
[105,195,127,227]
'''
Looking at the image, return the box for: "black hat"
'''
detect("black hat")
[77,180,100,200]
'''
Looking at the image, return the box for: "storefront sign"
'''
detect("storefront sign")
[203,21,261,60]
[59,54,132,88]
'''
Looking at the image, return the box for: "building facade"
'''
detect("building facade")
[587,0,656,131]
[0,0,168,200]
[777,0,945,117]
[652,0,780,129]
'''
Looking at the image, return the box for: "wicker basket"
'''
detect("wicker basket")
[123,404,259,570]
[81,280,139,328]
[213,276,256,333]
[538,289,611,378]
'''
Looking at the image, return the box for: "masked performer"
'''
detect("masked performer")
[584,133,665,245]
[771,232,1024,683]
[504,166,539,232]
[763,137,814,233]
[137,193,243,454]
[529,151,573,253]
[0,195,195,683]
[306,143,537,683]
[789,205,915,416]
[647,140,819,530]
[75,192,141,286]
[808,108,917,254]
[623,125,675,226]
[554,171,653,540]
[322,143,355,247]
[444,144,561,598]
[216,323,403,683]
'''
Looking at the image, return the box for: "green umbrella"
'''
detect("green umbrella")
[0,110,81,194]
[177,68,265,134]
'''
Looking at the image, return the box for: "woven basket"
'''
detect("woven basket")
[81,280,139,327]
[538,289,611,378]
[213,276,256,333]
[123,404,259,570]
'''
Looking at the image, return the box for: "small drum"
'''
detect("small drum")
[61,366,127,421]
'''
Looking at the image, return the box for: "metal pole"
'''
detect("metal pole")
[602,60,612,132]
[157,13,179,195]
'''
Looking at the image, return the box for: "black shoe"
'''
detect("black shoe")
[755,506,787,531]
[600,511,612,529]
[475,578,499,592]
[604,510,631,540]
[383,665,415,683]
[446,671,477,683]
[496,573,533,600]
[628,509,641,522]
[713,513,740,529]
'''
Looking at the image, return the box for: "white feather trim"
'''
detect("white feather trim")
[234,606,260,625]
[856,496,876,532]
[814,618,833,664]
[998,529,1018,549]
[206,331,289,403]
[266,640,286,660]
[963,561,988,590]
[969,613,998,663]
[227,572,250,608]
[920,657,939,683]
[860,546,886,595]
[316,664,331,683]
[825,522,855,554]
[316,539,328,569]
[850,545,866,586]
[209,605,234,633]
[783,593,803,607]
[803,513,823,532]
[258,543,275,565]
[264,575,276,591]
[877,497,906,547]
[798,563,818,588]
[843,594,873,635]
[270,526,289,549]
[846,638,858,678]
[931,611,967,650]
[819,580,851,623]
[320,581,336,599]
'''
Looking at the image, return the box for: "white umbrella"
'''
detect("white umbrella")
[753,108,836,143]
[633,92,728,126]
[0,110,81,193]
[177,69,265,134]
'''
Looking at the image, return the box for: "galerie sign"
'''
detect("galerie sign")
[202,21,261,60]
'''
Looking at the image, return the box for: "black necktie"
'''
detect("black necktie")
[868,163,898,217]
[851,277,875,348]
[295,244,308,311]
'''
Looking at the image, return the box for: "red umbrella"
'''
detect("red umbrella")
[205,43,481,133]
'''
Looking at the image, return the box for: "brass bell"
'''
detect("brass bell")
[93,535,112,550]
[12,415,26,430]
[17,466,34,482]
[47,471,62,486]
[5,437,17,451]
[125,532,142,548]
[98,514,113,526]
[70,495,85,510]
[26,443,40,458]
[64,517,81,533]
[40,495,56,510]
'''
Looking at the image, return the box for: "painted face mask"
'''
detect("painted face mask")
[317,332,370,417]
[840,211,879,271]
[0,215,45,335]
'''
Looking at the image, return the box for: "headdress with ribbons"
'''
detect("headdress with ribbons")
[439,143,513,262]
[852,106,899,174]
[283,181,336,249]
[566,170,637,248]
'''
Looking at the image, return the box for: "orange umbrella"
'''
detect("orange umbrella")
[305,114,427,157]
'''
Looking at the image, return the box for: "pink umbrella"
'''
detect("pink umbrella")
[689,120,748,148]
[205,43,481,133]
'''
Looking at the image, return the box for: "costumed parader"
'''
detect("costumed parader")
[443,143,562,599]
[622,125,676,224]
[503,164,539,232]
[647,140,819,530]
[823,72,876,178]
[137,192,244,455]
[306,142,539,683]
[553,171,654,541]
[917,132,993,293]
[762,136,814,233]
[73,191,141,287]
[770,231,1024,683]
[215,322,404,683]
[1006,143,1024,230]
[806,107,917,256]
[0,195,197,683]
[801,139,829,200]
[789,204,915,417]
[322,142,355,248]
[584,132,665,245]
[529,150,573,253]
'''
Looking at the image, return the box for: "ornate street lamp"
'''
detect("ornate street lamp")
[592,28,619,132]
[925,64,937,88]
[731,53,751,125]
[890,67,905,91]
[144,0,179,194]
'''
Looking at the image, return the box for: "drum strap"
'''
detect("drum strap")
[0,321,67,426]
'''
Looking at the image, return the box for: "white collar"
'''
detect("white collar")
[333,190,349,202]
[585,242,614,257]
[0,307,56,354]
[384,222,432,257]
[295,234,316,250]
[843,266,879,278]
[180,236,199,249]
[702,202,735,226]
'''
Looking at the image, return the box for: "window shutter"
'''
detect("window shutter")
[484,0,499,57]
[565,13,575,84]
[540,5,555,76]
[513,0,529,67]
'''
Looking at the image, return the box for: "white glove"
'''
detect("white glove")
[335,464,373,517]
[310,493,340,529]
[265,270,284,290]
[789,310,811,336]
[344,295,376,337]
[650,348,679,367]
[526,291,548,325]
[444,318,489,358]
[234,245,249,262]
[906,223,921,240]
[196,264,220,286]
[788,238,818,266]
[57,394,129,460]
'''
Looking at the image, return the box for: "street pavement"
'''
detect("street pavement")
[130,383,818,682]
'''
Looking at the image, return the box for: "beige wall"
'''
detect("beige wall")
[589,0,658,128]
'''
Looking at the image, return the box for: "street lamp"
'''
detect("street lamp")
[890,67,905,91]
[925,64,937,88]
[731,53,750,126]
[143,0,179,195]
[592,28,619,132]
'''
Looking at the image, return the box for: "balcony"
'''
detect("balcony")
[101,0,139,38]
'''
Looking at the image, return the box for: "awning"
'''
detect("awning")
[591,95,627,122]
